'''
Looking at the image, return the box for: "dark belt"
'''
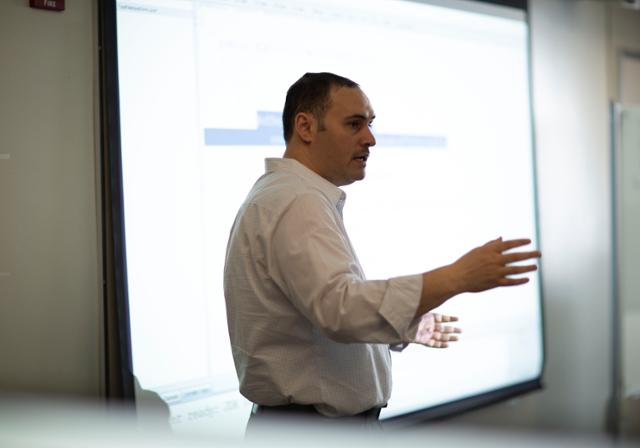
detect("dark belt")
[251,403,382,421]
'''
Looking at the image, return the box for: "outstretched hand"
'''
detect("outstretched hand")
[414,313,462,348]
[452,237,541,293]
[415,236,541,318]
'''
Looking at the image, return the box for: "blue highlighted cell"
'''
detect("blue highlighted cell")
[204,111,447,148]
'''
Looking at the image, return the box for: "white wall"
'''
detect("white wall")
[530,0,611,430]
[0,1,101,397]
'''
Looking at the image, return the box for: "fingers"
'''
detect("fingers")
[490,239,540,284]
[486,236,528,247]
[433,332,459,341]
[434,324,462,334]
[494,241,539,287]
[497,262,537,286]
[486,237,538,254]
[498,277,530,286]
[432,313,459,323]
[426,333,460,349]
[429,314,462,333]
[502,264,538,276]
[500,238,532,250]
[503,250,541,264]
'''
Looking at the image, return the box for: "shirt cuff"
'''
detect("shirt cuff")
[378,273,423,343]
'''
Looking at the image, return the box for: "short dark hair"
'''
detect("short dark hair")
[282,72,359,143]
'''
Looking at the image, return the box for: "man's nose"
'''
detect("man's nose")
[364,126,376,147]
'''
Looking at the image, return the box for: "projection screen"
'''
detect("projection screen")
[103,0,543,437]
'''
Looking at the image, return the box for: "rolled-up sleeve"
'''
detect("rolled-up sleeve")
[269,192,422,344]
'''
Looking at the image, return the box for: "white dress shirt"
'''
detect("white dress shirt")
[224,158,423,417]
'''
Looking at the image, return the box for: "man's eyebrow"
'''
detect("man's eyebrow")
[344,113,376,121]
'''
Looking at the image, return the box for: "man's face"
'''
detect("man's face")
[309,86,376,187]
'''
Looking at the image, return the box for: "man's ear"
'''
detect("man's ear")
[294,112,315,144]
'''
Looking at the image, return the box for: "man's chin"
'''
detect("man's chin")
[347,172,366,185]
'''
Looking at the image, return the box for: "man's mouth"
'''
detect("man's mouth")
[353,154,369,162]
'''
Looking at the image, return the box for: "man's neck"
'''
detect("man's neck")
[283,145,321,180]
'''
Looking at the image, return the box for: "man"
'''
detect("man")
[223,72,540,428]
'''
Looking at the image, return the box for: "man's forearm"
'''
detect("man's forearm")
[415,265,460,318]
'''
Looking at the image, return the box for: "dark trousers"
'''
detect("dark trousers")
[245,403,384,440]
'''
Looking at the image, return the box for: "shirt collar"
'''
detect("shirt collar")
[265,158,347,211]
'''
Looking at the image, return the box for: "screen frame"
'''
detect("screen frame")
[98,0,135,400]
[97,0,545,426]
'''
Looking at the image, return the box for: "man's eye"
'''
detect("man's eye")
[349,121,361,130]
